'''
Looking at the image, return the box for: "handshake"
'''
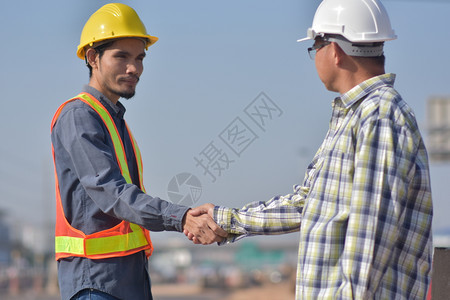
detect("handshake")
[182,203,228,245]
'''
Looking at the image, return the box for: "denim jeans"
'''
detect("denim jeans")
[71,289,119,300]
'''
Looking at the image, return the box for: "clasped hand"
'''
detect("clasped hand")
[182,203,227,245]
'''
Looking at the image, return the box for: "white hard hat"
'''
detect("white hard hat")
[298,0,397,43]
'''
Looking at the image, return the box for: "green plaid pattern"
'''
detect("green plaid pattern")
[214,74,433,299]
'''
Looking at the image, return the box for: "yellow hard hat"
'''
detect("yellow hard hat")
[77,3,158,59]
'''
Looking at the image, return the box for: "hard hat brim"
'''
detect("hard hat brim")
[296,37,312,43]
[296,28,321,43]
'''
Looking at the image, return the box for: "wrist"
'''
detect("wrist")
[181,208,191,229]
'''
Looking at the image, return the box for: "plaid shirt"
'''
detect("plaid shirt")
[214,74,433,299]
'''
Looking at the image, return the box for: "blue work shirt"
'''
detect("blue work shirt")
[51,86,189,300]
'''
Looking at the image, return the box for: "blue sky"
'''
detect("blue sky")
[1,0,449,242]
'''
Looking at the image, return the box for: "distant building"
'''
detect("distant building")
[427,96,450,162]
[0,216,11,266]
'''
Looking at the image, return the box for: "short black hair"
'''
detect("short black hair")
[352,54,386,68]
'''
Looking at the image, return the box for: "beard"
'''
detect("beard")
[106,76,139,100]
[117,90,136,99]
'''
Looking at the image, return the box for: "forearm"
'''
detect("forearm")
[57,159,190,232]
[213,193,303,243]
[106,186,190,232]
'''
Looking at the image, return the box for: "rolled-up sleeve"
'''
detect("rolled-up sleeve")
[213,188,304,244]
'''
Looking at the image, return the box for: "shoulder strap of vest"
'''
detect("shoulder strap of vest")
[80,93,133,184]
[52,93,144,188]
[125,123,146,193]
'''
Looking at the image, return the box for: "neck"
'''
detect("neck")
[335,59,385,94]
[88,79,120,104]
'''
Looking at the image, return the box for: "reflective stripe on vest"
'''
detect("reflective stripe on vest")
[51,92,153,260]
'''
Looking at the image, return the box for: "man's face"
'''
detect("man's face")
[313,38,335,92]
[91,38,146,102]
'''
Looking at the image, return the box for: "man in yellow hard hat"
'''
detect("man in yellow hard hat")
[51,3,227,300]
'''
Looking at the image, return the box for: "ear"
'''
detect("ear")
[85,48,99,69]
[331,42,346,66]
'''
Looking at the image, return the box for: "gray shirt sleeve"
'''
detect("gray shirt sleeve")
[52,100,189,233]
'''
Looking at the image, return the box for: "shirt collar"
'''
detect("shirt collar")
[82,85,126,119]
[338,73,396,109]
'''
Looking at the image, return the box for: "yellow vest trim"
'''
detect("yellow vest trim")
[85,223,149,256]
[55,236,84,255]
[55,224,148,256]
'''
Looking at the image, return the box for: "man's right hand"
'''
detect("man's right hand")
[182,204,227,245]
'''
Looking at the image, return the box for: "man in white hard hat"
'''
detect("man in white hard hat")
[186,0,433,298]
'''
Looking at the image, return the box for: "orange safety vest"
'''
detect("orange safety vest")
[51,92,153,260]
